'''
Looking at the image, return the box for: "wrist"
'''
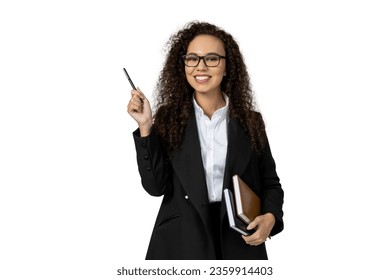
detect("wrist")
[263,213,276,225]
[139,121,152,137]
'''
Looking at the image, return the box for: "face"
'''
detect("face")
[184,35,226,96]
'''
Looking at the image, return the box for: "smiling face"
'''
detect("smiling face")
[184,35,226,96]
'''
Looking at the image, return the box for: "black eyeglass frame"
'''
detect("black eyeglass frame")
[182,54,226,67]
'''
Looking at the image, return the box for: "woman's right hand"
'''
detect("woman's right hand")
[127,88,152,137]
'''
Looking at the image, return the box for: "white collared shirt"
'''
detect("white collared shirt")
[193,94,229,202]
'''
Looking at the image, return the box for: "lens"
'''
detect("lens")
[183,55,199,67]
[204,55,220,67]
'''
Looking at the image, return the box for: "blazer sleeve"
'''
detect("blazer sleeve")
[133,126,171,196]
[259,138,284,236]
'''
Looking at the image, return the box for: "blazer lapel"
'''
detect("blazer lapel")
[170,113,210,211]
[220,117,253,218]
[222,117,253,190]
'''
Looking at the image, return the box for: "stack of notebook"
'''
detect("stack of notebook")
[224,175,261,236]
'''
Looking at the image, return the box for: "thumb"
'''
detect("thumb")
[136,87,147,101]
[247,220,257,230]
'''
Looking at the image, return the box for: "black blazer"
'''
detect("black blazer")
[133,113,284,260]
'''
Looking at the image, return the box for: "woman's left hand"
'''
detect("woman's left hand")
[242,213,276,246]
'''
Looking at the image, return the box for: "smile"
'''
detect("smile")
[195,75,211,83]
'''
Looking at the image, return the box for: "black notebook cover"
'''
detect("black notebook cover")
[223,189,255,236]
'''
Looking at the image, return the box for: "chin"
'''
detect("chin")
[193,84,218,94]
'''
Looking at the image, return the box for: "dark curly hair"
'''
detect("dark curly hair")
[153,21,266,155]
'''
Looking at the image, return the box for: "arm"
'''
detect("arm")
[129,89,171,196]
[258,139,284,236]
[133,127,171,196]
[242,138,284,246]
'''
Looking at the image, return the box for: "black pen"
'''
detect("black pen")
[123,68,136,90]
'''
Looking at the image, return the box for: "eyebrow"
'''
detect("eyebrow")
[186,52,223,56]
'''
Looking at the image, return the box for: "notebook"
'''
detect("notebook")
[223,189,255,236]
[232,175,261,224]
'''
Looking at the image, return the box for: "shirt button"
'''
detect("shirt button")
[185,195,189,199]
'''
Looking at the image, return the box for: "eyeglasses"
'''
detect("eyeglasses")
[182,54,226,67]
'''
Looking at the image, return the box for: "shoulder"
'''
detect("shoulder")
[251,110,264,121]
[230,110,265,131]
[230,109,263,120]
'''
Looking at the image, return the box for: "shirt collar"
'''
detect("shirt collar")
[193,93,229,120]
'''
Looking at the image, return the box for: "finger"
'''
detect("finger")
[136,87,145,98]
[130,95,143,106]
[242,235,265,246]
[247,220,258,231]
[128,101,143,114]
[131,88,147,102]
[128,104,142,114]
[245,239,260,246]
[131,94,145,108]
[248,241,262,246]
[131,89,141,99]
[248,215,263,230]
[242,227,265,242]
[242,232,257,243]
[242,238,260,246]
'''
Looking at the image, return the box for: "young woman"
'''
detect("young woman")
[127,21,284,260]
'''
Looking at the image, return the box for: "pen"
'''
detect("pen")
[123,68,136,90]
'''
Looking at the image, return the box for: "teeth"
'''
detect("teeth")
[196,76,209,81]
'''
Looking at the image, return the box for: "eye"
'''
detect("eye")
[205,55,219,62]
[185,55,199,62]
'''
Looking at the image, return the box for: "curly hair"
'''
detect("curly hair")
[153,21,266,155]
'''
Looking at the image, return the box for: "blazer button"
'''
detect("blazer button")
[146,166,151,171]
[143,155,149,160]
[184,195,189,199]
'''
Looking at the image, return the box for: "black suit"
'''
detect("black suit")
[133,112,284,259]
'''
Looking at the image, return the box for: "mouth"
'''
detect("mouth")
[194,75,211,83]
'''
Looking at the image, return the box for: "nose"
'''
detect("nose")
[196,58,208,70]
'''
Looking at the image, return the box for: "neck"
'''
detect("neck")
[194,90,226,119]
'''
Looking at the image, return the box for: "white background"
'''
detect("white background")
[1,0,389,279]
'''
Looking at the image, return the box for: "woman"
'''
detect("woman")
[127,21,284,260]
